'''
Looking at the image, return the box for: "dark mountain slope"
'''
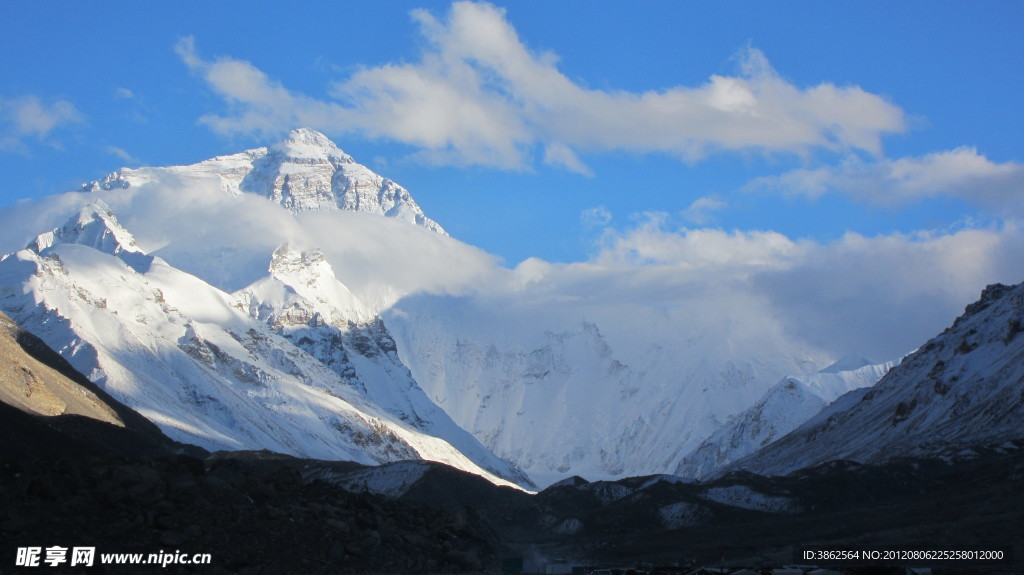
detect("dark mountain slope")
[728,282,1024,477]
[0,311,195,459]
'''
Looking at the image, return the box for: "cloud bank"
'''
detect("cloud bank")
[0,175,504,307]
[500,216,1024,361]
[176,2,905,173]
[0,95,83,152]
[1,175,1021,366]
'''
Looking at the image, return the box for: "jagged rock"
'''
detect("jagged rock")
[730,282,1024,476]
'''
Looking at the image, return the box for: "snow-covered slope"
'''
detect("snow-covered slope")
[0,202,526,488]
[729,282,1024,477]
[9,128,975,492]
[674,357,895,479]
[385,293,833,487]
[83,128,445,234]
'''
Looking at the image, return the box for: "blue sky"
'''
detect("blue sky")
[2,1,1024,261]
[2,1,1022,270]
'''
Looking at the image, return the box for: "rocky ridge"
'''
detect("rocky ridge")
[83,128,445,234]
[727,282,1024,476]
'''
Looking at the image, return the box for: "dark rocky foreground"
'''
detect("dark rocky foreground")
[394,447,1024,573]
[0,453,499,574]
[1,305,1022,574]
[523,450,1024,571]
[2,445,1022,574]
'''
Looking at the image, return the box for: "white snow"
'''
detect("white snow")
[675,358,896,479]
[88,128,446,234]
[730,282,1024,476]
[386,296,834,487]
[6,128,994,495]
[0,201,527,490]
[308,461,431,498]
[700,485,800,513]
[658,501,711,529]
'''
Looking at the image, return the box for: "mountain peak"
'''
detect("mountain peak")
[77,130,446,234]
[262,243,370,321]
[269,128,353,163]
[286,127,333,146]
[957,283,1016,327]
[28,200,141,256]
[819,353,875,374]
[728,280,1024,477]
[269,244,334,283]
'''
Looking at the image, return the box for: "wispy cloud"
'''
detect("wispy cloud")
[106,146,140,165]
[175,37,349,141]
[682,196,727,225]
[0,95,83,152]
[112,86,149,124]
[176,2,905,172]
[580,205,612,227]
[748,147,1024,215]
[544,143,592,176]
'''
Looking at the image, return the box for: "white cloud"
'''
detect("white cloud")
[544,143,592,176]
[101,174,500,303]
[0,95,83,151]
[682,195,727,225]
[5,96,82,136]
[3,173,1021,370]
[107,146,139,165]
[0,192,102,254]
[0,173,503,308]
[752,224,1024,358]
[749,147,1024,215]
[176,2,905,171]
[175,37,351,140]
[300,210,503,310]
[487,215,1024,361]
[593,214,808,270]
[580,205,612,227]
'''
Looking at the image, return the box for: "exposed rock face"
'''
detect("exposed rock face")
[675,357,896,479]
[0,311,122,424]
[83,128,446,234]
[0,310,190,460]
[729,282,1024,477]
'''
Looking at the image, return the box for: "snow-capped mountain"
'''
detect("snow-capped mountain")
[674,356,896,479]
[728,282,1024,477]
[0,128,909,490]
[0,201,527,488]
[83,128,445,234]
[384,294,848,487]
